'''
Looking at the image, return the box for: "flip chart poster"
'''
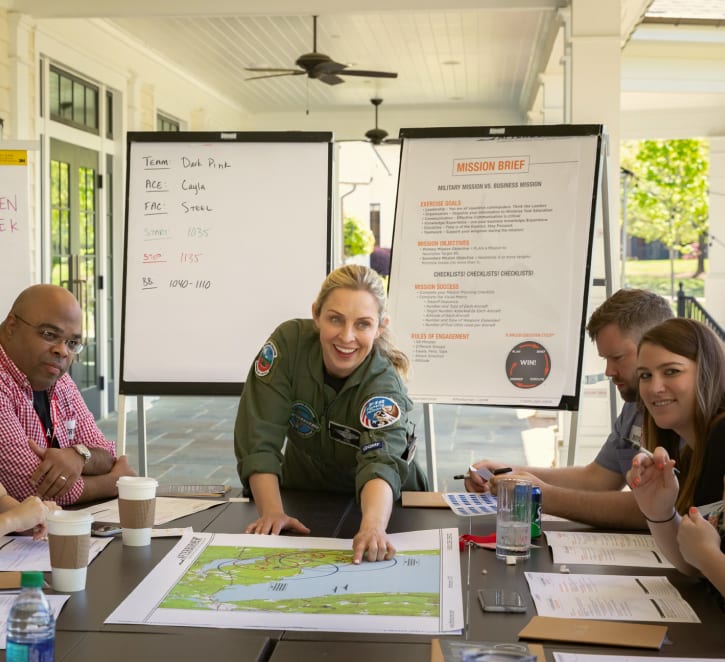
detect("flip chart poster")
[0,151,32,315]
[388,130,600,407]
[121,134,331,393]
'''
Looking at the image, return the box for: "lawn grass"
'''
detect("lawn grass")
[622,259,705,298]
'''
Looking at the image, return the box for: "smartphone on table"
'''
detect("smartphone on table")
[91,521,122,537]
[477,589,526,613]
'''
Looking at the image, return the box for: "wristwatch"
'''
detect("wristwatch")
[72,444,91,465]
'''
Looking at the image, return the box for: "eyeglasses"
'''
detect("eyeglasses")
[13,314,85,355]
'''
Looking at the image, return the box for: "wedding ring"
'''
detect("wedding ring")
[59,475,67,481]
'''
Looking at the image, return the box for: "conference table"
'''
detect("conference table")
[7,490,725,661]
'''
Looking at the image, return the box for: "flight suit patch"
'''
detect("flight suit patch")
[288,401,319,437]
[328,421,360,448]
[255,341,278,377]
[361,441,383,454]
[360,396,401,429]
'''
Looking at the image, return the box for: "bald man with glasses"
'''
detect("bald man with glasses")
[0,284,135,505]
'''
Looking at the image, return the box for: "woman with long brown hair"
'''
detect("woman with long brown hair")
[627,318,725,590]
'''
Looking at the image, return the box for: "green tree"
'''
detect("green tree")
[343,216,375,258]
[621,139,709,276]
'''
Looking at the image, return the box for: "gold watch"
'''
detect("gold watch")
[73,444,91,465]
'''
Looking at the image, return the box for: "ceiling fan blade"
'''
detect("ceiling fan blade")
[341,69,398,79]
[244,67,301,73]
[245,71,305,81]
[319,73,345,85]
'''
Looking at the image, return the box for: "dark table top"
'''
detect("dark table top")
[3,490,723,662]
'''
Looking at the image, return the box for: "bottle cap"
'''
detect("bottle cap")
[20,571,45,588]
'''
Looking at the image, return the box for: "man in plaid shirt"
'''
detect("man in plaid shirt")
[0,284,135,505]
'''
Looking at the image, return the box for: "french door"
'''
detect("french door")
[49,139,102,417]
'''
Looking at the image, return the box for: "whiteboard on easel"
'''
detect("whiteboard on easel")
[120,131,332,396]
[388,125,603,409]
[0,150,32,315]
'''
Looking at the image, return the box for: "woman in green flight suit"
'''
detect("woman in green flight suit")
[234,264,428,564]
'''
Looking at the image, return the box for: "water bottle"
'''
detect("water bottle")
[6,571,55,662]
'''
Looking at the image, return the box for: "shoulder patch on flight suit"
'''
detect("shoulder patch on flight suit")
[255,340,278,377]
[360,396,401,429]
[289,401,320,438]
[361,441,383,454]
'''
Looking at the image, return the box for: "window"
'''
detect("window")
[106,91,114,139]
[48,66,99,134]
[157,114,180,132]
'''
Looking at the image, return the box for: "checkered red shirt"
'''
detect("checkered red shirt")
[0,343,116,505]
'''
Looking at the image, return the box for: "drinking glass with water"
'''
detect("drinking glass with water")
[495,478,532,561]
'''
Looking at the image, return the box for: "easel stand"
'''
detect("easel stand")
[423,404,438,492]
[116,394,149,477]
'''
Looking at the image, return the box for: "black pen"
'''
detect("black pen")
[454,466,512,480]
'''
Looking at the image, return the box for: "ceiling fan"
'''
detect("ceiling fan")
[244,16,398,86]
[364,98,401,145]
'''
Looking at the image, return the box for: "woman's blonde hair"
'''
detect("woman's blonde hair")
[312,264,410,379]
[638,318,725,512]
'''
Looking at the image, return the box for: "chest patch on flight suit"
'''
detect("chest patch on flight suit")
[360,396,401,429]
[288,401,319,437]
[328,421,361,448]
[255,341,278,378]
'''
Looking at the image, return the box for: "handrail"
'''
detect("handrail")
[676,282,725,342]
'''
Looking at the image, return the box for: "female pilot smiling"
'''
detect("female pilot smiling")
[234,265,428,565]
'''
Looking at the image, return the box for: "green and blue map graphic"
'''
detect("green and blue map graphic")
[161,545,440,616]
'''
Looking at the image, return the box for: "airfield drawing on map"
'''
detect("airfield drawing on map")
[107,529,463,634]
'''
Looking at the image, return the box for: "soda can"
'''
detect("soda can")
[530,486,542,538]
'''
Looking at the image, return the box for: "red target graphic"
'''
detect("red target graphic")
[505,341,551,389]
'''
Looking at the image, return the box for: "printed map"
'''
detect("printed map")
[161,545,440,616]
[106,529,463,634]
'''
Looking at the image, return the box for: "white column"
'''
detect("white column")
[527,18,566,126]
[539,72,565,124]
[126,71,142,130]
[570,0,621,277]
[707,137,725,323]
[7,12,35,139]
[562,0,623,464]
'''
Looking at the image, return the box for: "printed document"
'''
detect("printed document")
[443,492,497,516]
[544,531,674,568]
[555,653,724,662]
[525,572,699,623]
[77,496,225,525]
